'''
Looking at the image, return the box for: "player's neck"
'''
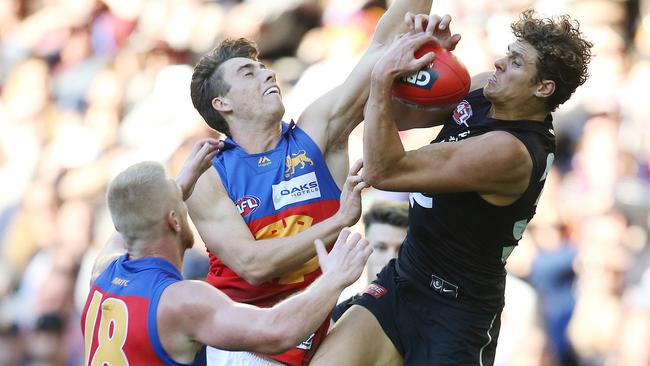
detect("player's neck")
[489,104,549,122]
[228,118,283,154]
[129,238,184,273]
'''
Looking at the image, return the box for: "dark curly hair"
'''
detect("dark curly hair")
[511,9,593,111]
[190,38,259,136]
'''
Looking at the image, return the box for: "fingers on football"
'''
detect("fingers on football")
[425,14,442,34]
[414,14,429,33]
[404,12,415,32]
[449,34,462,51]
[438,14,452,31]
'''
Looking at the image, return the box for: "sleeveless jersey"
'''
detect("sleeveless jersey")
[209,121,341,366]
[397,88,556,312]
[81,254,205,366]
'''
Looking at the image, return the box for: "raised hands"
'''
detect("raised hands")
[404,12,461,51]
[176,138,223,200]
[372,30,438,82]
[315,228,372,288]
[336,159,370,227]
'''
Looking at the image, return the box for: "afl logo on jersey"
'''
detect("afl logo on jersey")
[235,196,260,217]
[452,100,472,127]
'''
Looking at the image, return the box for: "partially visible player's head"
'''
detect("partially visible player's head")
[191,38,284,137]
[484,10,592,113]
[107,161,194,252]
[363,202,409,280]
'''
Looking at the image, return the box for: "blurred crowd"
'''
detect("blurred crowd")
[0,0,649,365]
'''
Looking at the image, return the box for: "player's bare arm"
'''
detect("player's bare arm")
[362,31,532,202]
[157,229,372,362]
[186,160,368,285]
[296,0,434,158]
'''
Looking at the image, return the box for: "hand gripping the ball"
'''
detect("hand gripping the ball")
[374,31,470,109]
[404,12,461,51]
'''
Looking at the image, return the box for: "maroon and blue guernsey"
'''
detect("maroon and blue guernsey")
[208,121,341,366]
[81,254,205,366]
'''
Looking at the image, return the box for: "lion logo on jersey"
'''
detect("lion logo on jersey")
[452,100,472,127]
[285,150,314,178]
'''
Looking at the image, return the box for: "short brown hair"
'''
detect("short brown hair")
[190,38,259,136]
[363,202,409,231]
[511,10,593,112]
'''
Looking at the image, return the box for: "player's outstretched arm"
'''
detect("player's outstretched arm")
[362,32,531,196]
[158,229,372,359]
[187,160,368,285]
[297,0,433,152]
[89,233,127,284]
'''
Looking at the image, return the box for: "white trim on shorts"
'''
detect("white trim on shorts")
[206,347,285,366]
[478,313,498,366]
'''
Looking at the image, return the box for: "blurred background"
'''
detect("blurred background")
[0,0,649,365]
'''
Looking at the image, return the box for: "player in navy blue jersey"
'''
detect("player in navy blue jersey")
[311,10,593,366]
[82,161,372,366]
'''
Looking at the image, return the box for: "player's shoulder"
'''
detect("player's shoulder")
[188,169,227,208]
[478,131,531,164]
[483,130,528,147]
[159,280,221,317]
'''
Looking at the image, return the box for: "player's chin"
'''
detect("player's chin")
[268,103,285,119]
[482,85,496,100]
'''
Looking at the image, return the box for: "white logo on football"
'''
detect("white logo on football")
[272,172,321,210]
[404,70,431,86]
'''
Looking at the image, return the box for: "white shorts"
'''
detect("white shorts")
[206,347,285,366]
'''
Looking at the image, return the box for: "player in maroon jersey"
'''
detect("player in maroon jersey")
[82,161,372,366]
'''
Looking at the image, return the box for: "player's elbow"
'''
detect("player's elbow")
[218,248,272,285]
[362,169,392,191]
[241,271,266,286]
[239,258,273,286]
[235,264,266,286]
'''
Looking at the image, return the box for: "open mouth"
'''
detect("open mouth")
[263,86,280,96]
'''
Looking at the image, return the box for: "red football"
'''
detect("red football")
[392,43,470,109]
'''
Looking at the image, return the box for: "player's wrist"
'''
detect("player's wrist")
[331,210,351,231]
[318,271,348,292]
[175,175,193,201]
[371,68,396,87]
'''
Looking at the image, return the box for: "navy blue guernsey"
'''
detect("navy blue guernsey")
[396,88,556,312]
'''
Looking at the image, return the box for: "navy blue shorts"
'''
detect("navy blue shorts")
[350,259,502,366]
